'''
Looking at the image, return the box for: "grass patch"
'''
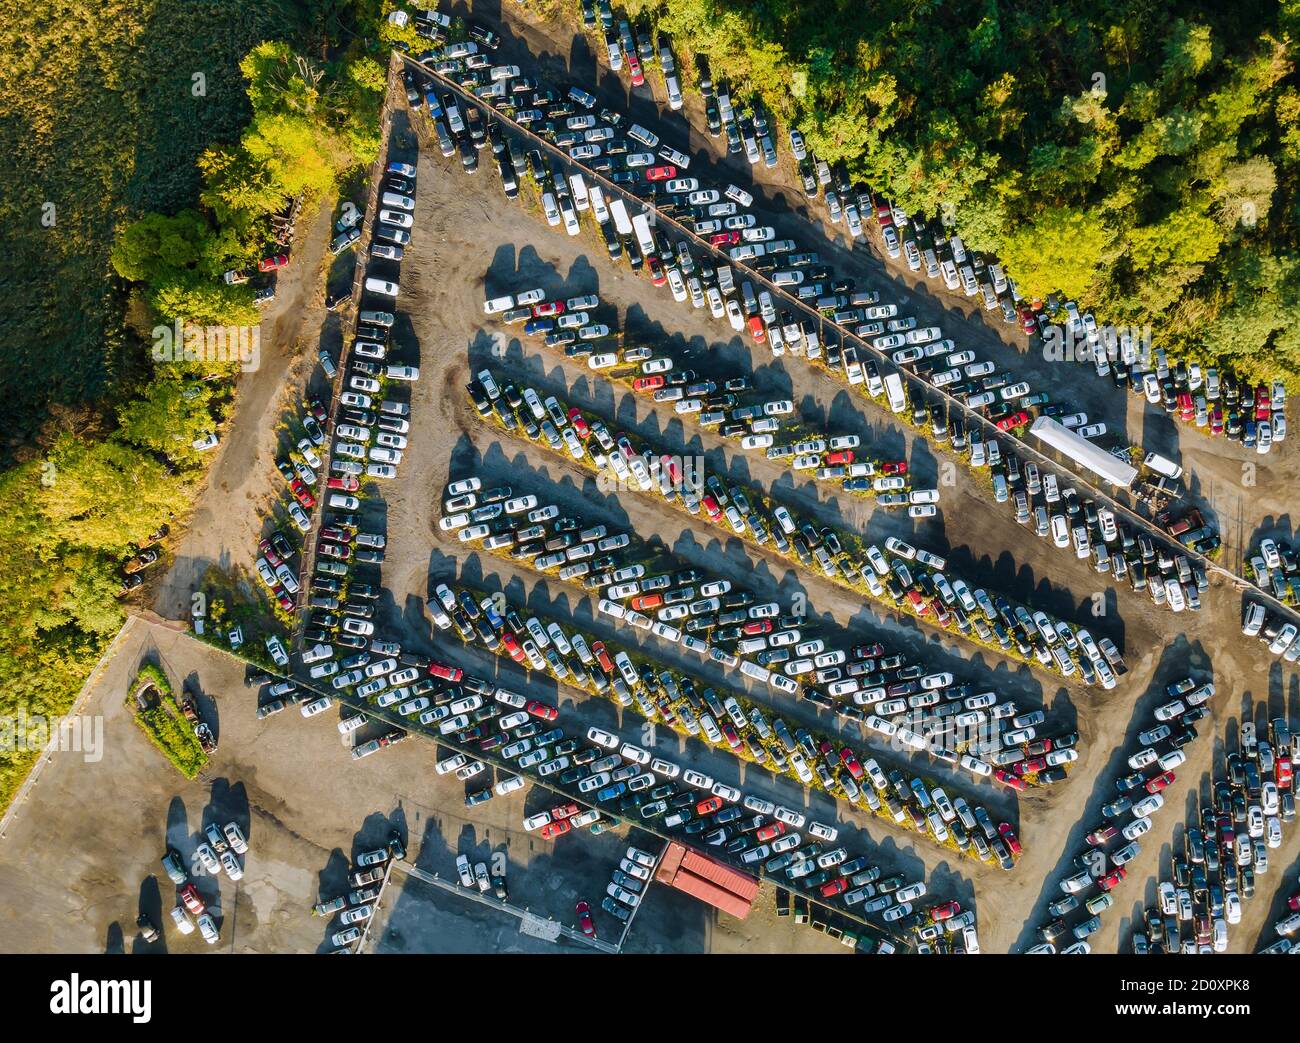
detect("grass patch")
[128,662,208,779]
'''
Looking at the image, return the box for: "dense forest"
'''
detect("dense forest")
[0,0,397,808]
[630,0,1300,386]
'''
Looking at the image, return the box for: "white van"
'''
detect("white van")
[883,372,907,413]
[1143,452,1183,480]
[365,277,399,297]
[568,173,590,212]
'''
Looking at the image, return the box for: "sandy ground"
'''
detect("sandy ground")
[149,201,356,620]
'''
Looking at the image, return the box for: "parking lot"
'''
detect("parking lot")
[301,13,1300,947]
[19,3,1297,957]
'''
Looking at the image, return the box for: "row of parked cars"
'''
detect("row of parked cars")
[1246,534,1300,611]
[314,830,405,951]
[283,157,427,667]
[1243,597,1300,663]
[440,462,1076,788]
[1065,310,1287,451]
[466,365,1117,691]
[1129,717,1296,954]
[1028,675,1217,953]
[923,389,1217,619]
[497,304,939,515]
[433,553,1022,877]
[157,820,249,945]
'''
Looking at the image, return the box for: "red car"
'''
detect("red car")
[532,301,565,317]
[630,593,663,612]
[929,900,960,921]
[551,802,579,820]
[824,450,854,465]
[627,53,645,87]
[820,878,848,898]
[1276,755,1292,790]
[1177,392,1194,422]
[591,641,614,674]
[567,408,590,439]
[696,795,723,816]
[998,823,1022,855]
[701,494,722,521]
[840,749,864,780]
[1099,867,1126,891]
[742,619,773,636]
[576,900,596,938]
[755,820,785,842]
[319,526,352,544]
[1017,305,1037,335]
[879,461,907,476]
[647,255,666,286]
[501,632,525,662]
[179,883,205,915]
[633,375,665,392]
[993,768,1026,791]
[327,476,359,492]
[996,411,1031,431]
[1288,892,1300,912]
[645,165,676,181]
[747,315,766,342]
[1145,770,1175,794]
[540,820,571,840]
[277,591,295,611]
[290,480,315,509]
[428,661,464,682]
[258,538,281,567]
[1015,756,1047,776]
[258,254,289,272]
[1210,406,1224,435]
[1255,384,1271,420]
[709,231,741,247]
[525,699,559,721]
[721,723,742,750]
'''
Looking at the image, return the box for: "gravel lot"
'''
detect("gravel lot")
[353,48,1299,951]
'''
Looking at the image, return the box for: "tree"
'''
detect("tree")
[116,379,218,464]
[110,210,212,284]
[38,435,189,553]
[999,207,1116,301]
[150,273,259,328]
